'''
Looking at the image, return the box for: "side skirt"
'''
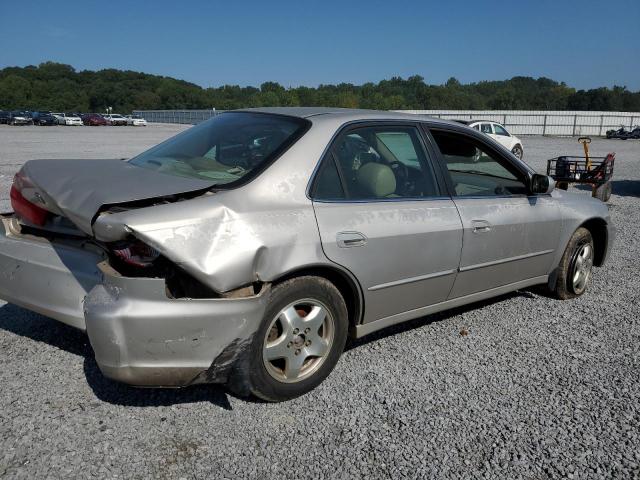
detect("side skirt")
[354,275,548,338]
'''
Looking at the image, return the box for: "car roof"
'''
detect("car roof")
[235,106,461,127]
[458,119,504,126]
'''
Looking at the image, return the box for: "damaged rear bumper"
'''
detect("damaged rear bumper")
[85,263,269,387]
[0,215,269,388]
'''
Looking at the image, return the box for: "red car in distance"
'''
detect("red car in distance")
[82,114,107,126]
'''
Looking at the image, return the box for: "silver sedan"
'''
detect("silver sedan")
[0,108,614,401]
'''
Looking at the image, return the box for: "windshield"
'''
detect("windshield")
[129,112,310,185]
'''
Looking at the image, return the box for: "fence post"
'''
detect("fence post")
[503,114,506,125]
[572,115,577,136]
[599,115,604,137]
[543,114,547,136]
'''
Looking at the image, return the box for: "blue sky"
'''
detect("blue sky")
[1,0,638,90]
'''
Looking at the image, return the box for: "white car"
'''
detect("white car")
[50,113,65,125]
[126,115,147,126]
[462,120,524,159]
[59,113,83,126]
[103,114,128,126]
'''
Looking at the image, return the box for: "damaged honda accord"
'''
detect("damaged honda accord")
[0,108,614,401]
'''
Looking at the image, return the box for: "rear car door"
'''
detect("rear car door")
[311,123,463,324]
[426,127,562,298]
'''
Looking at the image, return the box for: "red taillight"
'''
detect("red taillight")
[10,184,49,226]
[112,241,160,268]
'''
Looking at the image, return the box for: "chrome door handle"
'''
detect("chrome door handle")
[337,231,367,248]
[471,220,492,233]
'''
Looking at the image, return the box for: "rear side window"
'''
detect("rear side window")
[130,112,310,186]
[480,123,492,134]
[312,125,440,201]
[430,130,527,197]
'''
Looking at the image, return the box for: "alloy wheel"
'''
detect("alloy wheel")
[571,243,593,292]
[262,299,335,383]
[512,145,523,159]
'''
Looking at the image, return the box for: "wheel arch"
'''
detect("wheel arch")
[578,217,608,267]
[270,263,364,336]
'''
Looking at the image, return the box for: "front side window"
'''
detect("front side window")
[430,130,527,197]
[493,124,510,136]
[130,112,309,186]
[313,125,440,200]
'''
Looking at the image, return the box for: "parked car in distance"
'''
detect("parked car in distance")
[58,113,83,126]
[82,113,107,126]
[32,112,58,126]
[103,113,128,126]
[7,111,33,126]
[456,119,524,159]
[0,111,9,124]
[0,108,614,402]
[126,114,147,126]
[49,113,65,125]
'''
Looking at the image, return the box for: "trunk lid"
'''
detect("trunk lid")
[18,158,215,235]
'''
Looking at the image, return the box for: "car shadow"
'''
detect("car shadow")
[2,289,541,406]
[0,303,234,410]
[345,289,537,351]
[574,180,640,198]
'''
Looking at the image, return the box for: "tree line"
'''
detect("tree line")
[1,62,639,113]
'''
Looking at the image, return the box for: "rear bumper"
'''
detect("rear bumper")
[84,264,269,387]
[0,216,103,330]
[0,215,269,387]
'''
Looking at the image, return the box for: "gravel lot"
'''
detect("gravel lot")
[0,124,638,479]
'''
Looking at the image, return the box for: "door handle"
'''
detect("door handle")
[471,220,492,233]
[336,231,367,248]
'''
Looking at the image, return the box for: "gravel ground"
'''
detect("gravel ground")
[0,124,639,479]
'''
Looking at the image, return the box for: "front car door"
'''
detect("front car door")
[492,123,514,149]
[311,122,463,324]
[426,126,562,298]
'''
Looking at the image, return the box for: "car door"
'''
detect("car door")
[427,127,562,298]
[311,123,463,324]
[480,122,494,139]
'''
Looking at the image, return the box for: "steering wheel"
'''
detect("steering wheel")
[388,161,412,195]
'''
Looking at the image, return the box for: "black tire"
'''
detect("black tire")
[593,181,612,202]
[552,227,594,300]
[557,182,569,190]
[511,144,524,159]
[247,276,348,402]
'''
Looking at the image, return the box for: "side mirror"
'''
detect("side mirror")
[530,174,555,195]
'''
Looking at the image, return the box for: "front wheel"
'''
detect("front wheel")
[247,276,348,402]
[551,227,594,299]
[511,144,524,159]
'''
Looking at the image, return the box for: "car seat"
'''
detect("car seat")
[356,163,397,198]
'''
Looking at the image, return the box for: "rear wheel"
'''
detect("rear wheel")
[593,181,612,202]
[552,227,594,299]
[247,276,348,402]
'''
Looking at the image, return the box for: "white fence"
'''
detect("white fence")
[132,109,219,124]
[397,110,640,136]
[133,108,640,136]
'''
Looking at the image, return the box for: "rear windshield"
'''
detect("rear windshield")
[130,112,310,185]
